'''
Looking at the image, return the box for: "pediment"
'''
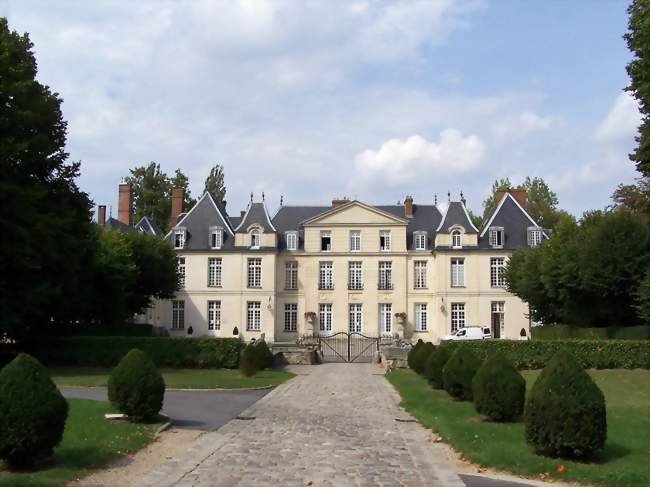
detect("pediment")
[302,201,407,226]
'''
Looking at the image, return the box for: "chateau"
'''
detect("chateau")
[100,184,547,343]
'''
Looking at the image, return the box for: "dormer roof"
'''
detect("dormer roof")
[436,201,479,234]
[135,216,163,237]
[235,202,276,232]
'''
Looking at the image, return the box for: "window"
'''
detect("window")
[319,261,333,289]
[451,303,465,332]
[247,301,261,331]
[349,303,362,333]
[491,301,505,339]
[285,261,298,290]
[379,230,391,251]
[285,231,298,251]
[378,261,393,290]
[174,228,186,249]
[321,231,331,251]
[207,257,222,287]
[284,303,298,332]
[207,301,221,330]
[319,303,332,335]
[414,261,427,289]
[250,230,260,248]
[172,300,185,329]
[451,230,461,249]
[415,303,427,332]
[209,227,223,249]
[450,258,464,287]
[489,227,504,248]
[379,303,392,335]
[350,230,361,252]
[490,257,505,287]
[528,227,543,247]
[177,257,186,288]
[348,261,363,290]
[247,258,262,288]
[414,232,427,251]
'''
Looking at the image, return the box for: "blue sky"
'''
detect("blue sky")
[0,0,641,218]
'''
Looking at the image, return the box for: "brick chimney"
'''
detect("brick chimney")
[332,197,349,208]
[170,188,184,227]
[240,210,246,219]
[510,188,528,208]
[97,205,106,227]
[404,195,414,218]
[118,183,133,226]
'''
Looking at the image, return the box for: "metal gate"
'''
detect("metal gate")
[318,332,380,363]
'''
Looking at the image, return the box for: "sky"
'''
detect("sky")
[1,0,642,219]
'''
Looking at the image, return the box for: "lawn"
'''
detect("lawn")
[387,369,650,487]
[50,367,294,389]
[0,399,158,487]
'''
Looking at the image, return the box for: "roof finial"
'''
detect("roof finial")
[447,190,451,202]
[109,205,113,217]
[280,195,284,206]
[262,191,265,202]
[460,190,466,206]
[250,192,253,202]
[434,194,438,206]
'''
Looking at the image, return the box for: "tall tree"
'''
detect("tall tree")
[481,178,512,223]
[626,0,650,177]
[170,169,196,210]
[204,163,227,201]
[611,177,650,217]
[0,18,97,341]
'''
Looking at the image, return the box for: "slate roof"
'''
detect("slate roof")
[376,204,442,250]
[477,193,546,250]
[135,216,163,237]
[104,217,135,233]
[436,201,479,234]
[272,206,330,250]
[235,202,276,232]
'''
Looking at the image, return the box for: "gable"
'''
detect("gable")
[303,201,408,226]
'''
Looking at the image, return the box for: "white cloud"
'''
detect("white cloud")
[595,92,641,142]
[493,111,557,141]
[353,130,485,187]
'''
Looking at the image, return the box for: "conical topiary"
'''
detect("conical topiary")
[424,346,451,389]
[240,343,258,377]
[252,340,274,370]
[525,349,607,458]
[472,353,525,421]
[412,342,435,375]
[108,349,165,422]
[0,353,69,468]
[442,347,481,400]
[407,339,424,370]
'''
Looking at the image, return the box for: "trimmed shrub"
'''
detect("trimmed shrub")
[472,354,525,421]
[239,344,258,377]
[525,349,607,458]
[442,347,481,400]
[26,337,241,368]
[407,339,424,369]
[108,349,165,422]
[531,324,650,340]
[424,346,451,389]
[0,354,68,468]
[412,342,435,375]
[252,340,274,370]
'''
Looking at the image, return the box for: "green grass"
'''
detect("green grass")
[387,369,650,487]
[0,399,158,486]
[49,367,294,389]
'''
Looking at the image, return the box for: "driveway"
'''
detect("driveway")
[60,387,269,430]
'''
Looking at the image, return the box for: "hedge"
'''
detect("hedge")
[41,323,156,337]
[25,337,242,368]
[439,340,650,370]
[531,324,649,340]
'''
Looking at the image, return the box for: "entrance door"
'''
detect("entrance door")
[319,303,332,336]
[349,304,362,333]
[379,303,392,336]
[491,302,504,339]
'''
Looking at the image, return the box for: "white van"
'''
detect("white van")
[442,326,492,341]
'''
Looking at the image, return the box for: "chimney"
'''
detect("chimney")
[170,187,184,227]
[332,197,349,208]
[240,210,246,219]
[510,188,528,208]
[404,195,414,218]
[118,183,133,226]
[97,205,106,227]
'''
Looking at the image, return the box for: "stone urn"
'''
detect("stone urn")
[304,311,317,335]
[394,312,407,336]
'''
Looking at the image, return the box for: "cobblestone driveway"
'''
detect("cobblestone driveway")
[137,363,464,487]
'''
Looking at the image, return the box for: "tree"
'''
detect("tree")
[611,177,650,218]
[204,163,227,201]
[481,178,512,223]
[636,267,650,324]
[625,0,650,177]
[124,163,194,232]
[0,18,98,342]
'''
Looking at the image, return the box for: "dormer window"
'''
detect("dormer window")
[209,226,223,249]
[174,228,186,249]
[528,227,543,247]
[321,231,331,252]
[250,230,260,248]
[286,231,298,251]
[451,230,462,249]
[379,230,391,251]
[414,231,427,251]
[489,227,504,248]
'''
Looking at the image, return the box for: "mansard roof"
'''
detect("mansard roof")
[436,201,479,234]
[135,216,163,237]
[235,202,276,232]
[478,192,547,249]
